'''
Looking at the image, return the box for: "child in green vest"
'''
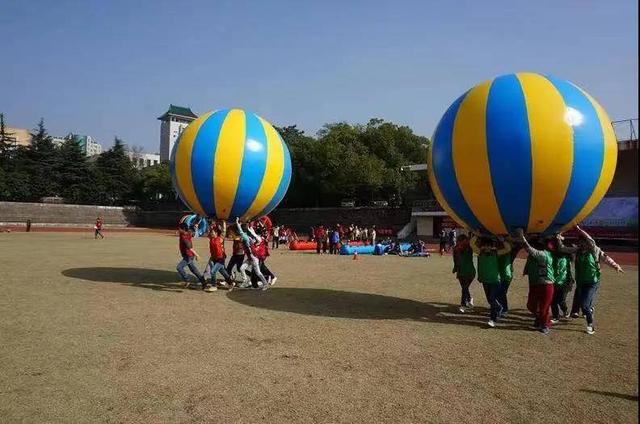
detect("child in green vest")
[452,233,475,313]
[497,244,514,318]
[558,226,623,334]
[516,229,555,335]
[550,234,574,323]
[471,235,511,327]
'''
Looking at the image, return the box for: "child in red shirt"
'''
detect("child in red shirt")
[94,217,104,239]
[203,226,233,292]
[176,223,205,288]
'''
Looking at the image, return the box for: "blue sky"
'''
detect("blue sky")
[1,0,637,153]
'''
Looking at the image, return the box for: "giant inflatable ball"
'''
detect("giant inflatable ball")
[170,109,292,221]
[428,72,617,235]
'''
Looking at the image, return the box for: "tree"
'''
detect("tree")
[0,113,16,155]
[137,162,173,201]
[93,137,139,205]
[276,119,429,207]
[27,118,59,200]
[56,133,96,203]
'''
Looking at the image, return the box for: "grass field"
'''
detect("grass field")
[0,232,637,423]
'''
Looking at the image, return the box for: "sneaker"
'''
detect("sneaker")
[270,277,277,286]
[586,325,595,335]
[550,318,559,324]
[458,306,466,313]
[261,280,270,291]
[487,320,496,328]
[203,284,217,292]
[570,312,580,318]
[469,298,474,307]
[539,327,550,335]
[227,281,235,291]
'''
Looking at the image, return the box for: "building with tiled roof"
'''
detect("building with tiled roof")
[158,104,198,161]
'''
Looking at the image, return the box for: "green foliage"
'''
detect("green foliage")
[0,113,16,154]
[93,137,139,205]
[56,133,95,203]
[137,162,173,201]
[277,118,430,207]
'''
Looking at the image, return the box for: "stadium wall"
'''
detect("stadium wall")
[0,201,411,234]
[0,201,137,227]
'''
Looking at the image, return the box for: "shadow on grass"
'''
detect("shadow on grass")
[581,389,638,401]
[62,267,186,292]
[227,287,542,331]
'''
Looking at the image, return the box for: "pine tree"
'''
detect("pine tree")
[93,137,139,205]
[0,113,17,155]
[57,133,95,203]
[28,118,60,200]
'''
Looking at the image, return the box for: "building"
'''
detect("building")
[128,151,161,169]
[5,128,103,157]
[158,105,197,162]
[5,127,32,147]
[74,135,103,156]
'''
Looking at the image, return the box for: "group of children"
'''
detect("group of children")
[439,228,458,255]
[269,225,297,249]
[310,224,379,254]
[380,239,431,257]
[452,225,623,335]
[176,217,277,292]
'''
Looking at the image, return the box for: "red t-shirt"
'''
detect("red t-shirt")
[179,231,194,258]
[314,228,326,240]
[209,236,226,262]
[96,220,103,230]
[252,239,269,261]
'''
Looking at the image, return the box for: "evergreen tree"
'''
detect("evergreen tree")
[56,133,95,203]
[93,137,138,205]
[0,113,17,156]
[27,118,60,200]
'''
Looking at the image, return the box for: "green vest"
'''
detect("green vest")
[524,251,555,286]
[498,253,513,283]
[553,254,572,286]
[575,250,600,285]
[454,248,476,278]
[477,252,500,284]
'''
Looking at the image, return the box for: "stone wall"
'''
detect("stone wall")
[0,201,137,227]
[0,201,411,233]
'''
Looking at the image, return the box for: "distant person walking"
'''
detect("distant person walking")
[94,217,104,239]
[271,225,280,249]
[439,229,447,256]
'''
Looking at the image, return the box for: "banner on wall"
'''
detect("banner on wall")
[581,197,638,228]
[570,197,638,240]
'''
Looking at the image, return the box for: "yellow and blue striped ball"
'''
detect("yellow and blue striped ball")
[170,108,292,221]
[428,72,617,236]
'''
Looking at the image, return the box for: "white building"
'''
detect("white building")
[128,151,161,169]
[52,134,103,157]
[158,104,197,162]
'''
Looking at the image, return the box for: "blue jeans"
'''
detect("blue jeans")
[579,283,598,325]
[498,280,511,314]
[204,260,231,283]
[458,276,473,307]
[176,257,203,282]
[482,283,503,321]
